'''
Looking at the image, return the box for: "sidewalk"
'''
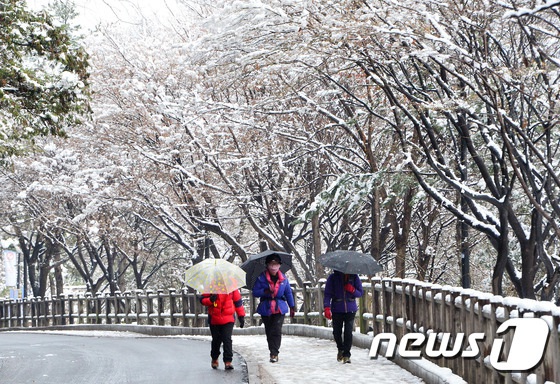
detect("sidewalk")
[230,324,465,384]
[228,334,425,384]
[188,323,464,384]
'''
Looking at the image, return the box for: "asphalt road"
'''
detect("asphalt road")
[0,332,248,384]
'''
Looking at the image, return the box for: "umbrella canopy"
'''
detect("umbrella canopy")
[184,258,246,294]
[319,250,383,275]
[240,250,293,289]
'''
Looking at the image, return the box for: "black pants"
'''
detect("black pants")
[332,312,356,357]
[262,313,285,356]
[209,322,234,362]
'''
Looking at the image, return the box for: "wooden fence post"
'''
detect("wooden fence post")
[112,291,121,324]
[47,297,54,326]
[439,286,451,371]
[122,291,131,324]
[169,289,177,326]
[83,293,91,324]
[75,294,83,324]
[431,285,442,335]
[247,290,257,327]
[417,282,429,334]
[102,293,110,324]
[181,288,189,327]
[94,293,102,324]
[487,296,502,384]
[147,290,155,325]
[358,279,367,334]
[371,277,382,335]
[408,281,419,333]
[381,278,392,333]
[475,296,489,384]
[135,290,142,325]
[67,294,74,325]
[448,287,462,376]
[29,297,36,327]
[58,294,66,326]
[156,289,164,326]
[302,282,310,324]
[389,278,399,336]
[549,312,560,383]
[0,299,4,328]
[400,280,409,336]
[193,291,204,327]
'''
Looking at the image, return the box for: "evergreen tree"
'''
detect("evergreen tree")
[0,0,90,155]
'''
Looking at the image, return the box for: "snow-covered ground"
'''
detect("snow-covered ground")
[191,334,425,384]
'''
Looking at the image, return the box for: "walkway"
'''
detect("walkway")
[211,334,425,384]
[0,324,467,384]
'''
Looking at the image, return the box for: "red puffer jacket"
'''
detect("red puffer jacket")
[200,290,246,325]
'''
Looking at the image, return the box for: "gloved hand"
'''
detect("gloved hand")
[290,307,295,318]
[239,316,245,328]
[324,307,332,320]
[264,289,273,295]
[209,294,218,302]
[344,283,356,294]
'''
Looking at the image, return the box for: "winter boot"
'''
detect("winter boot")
[211,359,219,369]
[337,351,343,362]
[269,354,279,363]
[224,362,234,370]
[342,356,351,364]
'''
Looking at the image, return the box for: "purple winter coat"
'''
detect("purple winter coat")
[323,271,363,313]
[253,270,295,317]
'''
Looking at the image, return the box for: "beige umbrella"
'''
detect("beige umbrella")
[184,258,246,294]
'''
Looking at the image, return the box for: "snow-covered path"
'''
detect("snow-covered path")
[190,334,425,384]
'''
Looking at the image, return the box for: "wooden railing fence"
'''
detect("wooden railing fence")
[1,278,558,384]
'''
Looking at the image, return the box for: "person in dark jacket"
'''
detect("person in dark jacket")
[323,270,363,363]
[252,254,295,363]
[200,289,246,370]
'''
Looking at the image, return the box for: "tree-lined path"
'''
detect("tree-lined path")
[2,2,560,383]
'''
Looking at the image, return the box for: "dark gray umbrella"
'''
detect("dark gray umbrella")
[240,250,293,289]
[319,250,383,275]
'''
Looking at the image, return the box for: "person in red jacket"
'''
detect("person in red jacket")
[200,289,246,370]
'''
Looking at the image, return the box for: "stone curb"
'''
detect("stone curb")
[2,324,465,384]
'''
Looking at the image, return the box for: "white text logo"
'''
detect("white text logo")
[369,318,549,371]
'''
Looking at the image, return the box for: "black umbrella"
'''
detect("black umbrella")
[240,250,293,289]
[319,250,383,275]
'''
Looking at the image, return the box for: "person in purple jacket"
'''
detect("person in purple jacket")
[252,254,295,363]
[323,270,363,363]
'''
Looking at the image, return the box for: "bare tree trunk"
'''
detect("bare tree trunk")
[49,274,56,297]
[389,188,414,278]
[458,116,471,288]
[520,210,539,299]
[312,214,324,279]
[394,239,406,279]
[53,254,64,296]
[492,206,509,296]
[371,189,381,261]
